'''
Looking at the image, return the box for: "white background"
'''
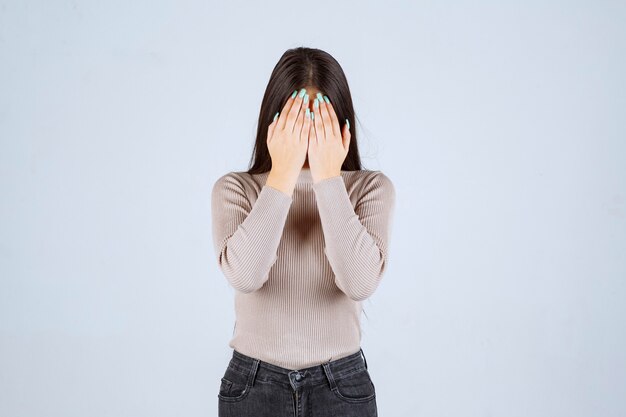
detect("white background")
[1,1,625,416]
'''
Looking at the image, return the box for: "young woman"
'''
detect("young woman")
[211,47,395,417]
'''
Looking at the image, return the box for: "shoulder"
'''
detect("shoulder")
[213,171,241,188]
[212,170,269,200]
[211,171,249,196]
[371,170,395,190]
[349,169,395,197]
[214,170,246,183]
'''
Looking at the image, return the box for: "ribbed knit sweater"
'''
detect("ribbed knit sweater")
[211,167,395,370]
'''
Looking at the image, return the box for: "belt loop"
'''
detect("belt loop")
[322,361,337,391]
[360,347,368,370]
[247,358,260,387]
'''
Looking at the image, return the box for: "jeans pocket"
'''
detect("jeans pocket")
[217,367,252,403]
[331,368,376,403]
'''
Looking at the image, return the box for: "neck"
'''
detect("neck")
[297,167,314,184]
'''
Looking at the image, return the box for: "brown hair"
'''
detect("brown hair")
[247,47,362,175]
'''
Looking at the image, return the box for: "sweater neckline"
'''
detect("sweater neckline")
[256,168,345,185]
[297,168,348,184]
[298,168,314,183]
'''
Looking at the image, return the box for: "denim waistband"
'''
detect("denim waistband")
[226,348,370,390]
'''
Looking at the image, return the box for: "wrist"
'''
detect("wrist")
[312,171,341,184]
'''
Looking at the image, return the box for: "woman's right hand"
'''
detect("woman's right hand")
[265,88,312,196]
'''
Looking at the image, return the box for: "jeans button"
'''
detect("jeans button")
[295,373,302,381]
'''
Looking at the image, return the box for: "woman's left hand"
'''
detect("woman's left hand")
[308,93,351,183]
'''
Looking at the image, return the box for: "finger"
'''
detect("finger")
[277,89,298,131]
[267,111,279,143]
[301,92,310,140]
[316,92,333,141]
[286,88,307,133]
[308,107,317,146]
[308,111,314,143]
[295,95,307,140]
[313,97,324,142]
[301,106,312,143]
[323,95,340,137]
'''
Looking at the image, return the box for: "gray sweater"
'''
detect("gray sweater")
[211,167,395,369]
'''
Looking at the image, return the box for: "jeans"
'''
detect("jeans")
[217,347,378,417]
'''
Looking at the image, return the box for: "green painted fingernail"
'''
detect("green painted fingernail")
[346,118,350,129]
[304,93,309,104]
[299,88,306,98]
[316,92,323,102]
[314,98,319,108]
[305,108,310,118]
[311,112,314,120]
[273,112,279,122]
[291,90,298,99]
[323,95,330,104]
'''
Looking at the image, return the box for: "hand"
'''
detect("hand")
[308,92,350,183]
[266,88,313,195]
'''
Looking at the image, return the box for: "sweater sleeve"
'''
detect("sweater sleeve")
[211,173,293,293]
[312,171,396,301]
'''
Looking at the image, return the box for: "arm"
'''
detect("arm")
[312,171,396,301]
[211,173,292,293]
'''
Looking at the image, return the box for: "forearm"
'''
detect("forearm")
[313,176,391,301]
[214,184,292,293]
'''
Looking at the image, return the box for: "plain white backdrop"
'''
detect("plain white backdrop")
[1,1,625,416]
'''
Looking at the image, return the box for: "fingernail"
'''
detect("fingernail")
[305,108,310,119]
[304,94,309,105]
[316,92,323,102]
[314,98,319,108]
[323,95,330,104]
[311,112,315,120]
[273,112,279,122]
[299,88,307,98]
[346,118,350,129]
[291,90,298,99]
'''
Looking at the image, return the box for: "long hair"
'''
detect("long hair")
[247,47,362,175]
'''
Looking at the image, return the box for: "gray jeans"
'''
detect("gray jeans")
[217,347,378,417]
